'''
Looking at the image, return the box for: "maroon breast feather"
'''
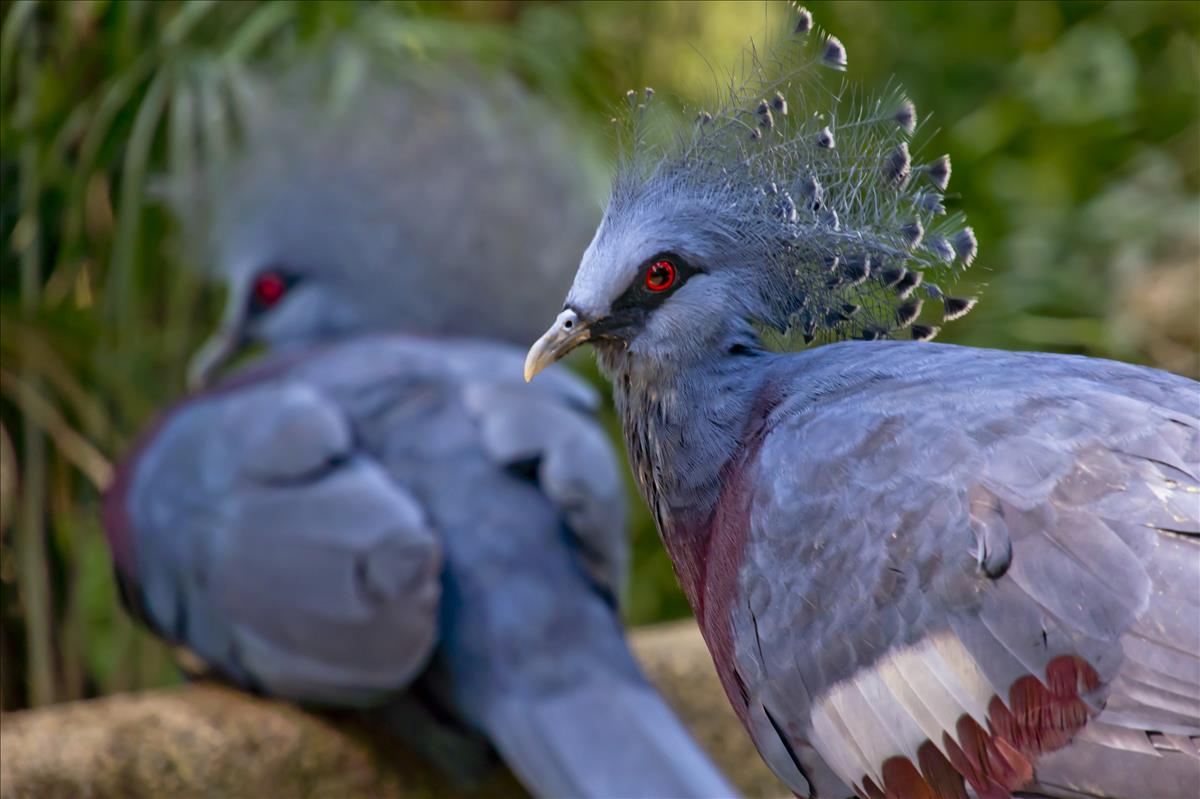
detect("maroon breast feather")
[664,382,784,728]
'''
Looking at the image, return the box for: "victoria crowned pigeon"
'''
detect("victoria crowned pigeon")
[103,65,736,798]
[525,6,1199,798]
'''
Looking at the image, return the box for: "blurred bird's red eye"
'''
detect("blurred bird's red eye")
[253,272,287,307]
[645,260,676,292]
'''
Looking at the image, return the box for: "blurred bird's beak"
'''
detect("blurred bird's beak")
[187,283,249,390]
[186,328,243,390]
[524,309,590,382]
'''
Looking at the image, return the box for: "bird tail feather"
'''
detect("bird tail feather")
[484,672,739,799]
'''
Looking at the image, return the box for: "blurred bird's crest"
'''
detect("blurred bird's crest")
[163,48,601,346]
[609,3,979,348]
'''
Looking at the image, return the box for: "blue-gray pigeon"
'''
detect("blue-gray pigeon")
[103,65,737,798]
[525,7,1200,798]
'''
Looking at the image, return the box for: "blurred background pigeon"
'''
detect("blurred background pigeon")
[101,60,736,798]
[526,5,1200,798]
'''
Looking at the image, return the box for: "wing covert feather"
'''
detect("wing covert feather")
[123,378,442,706]
[735,345,1200,798]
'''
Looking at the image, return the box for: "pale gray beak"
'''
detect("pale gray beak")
[187,282,249,390]
[186,328,243,390]
[524,309,590,382]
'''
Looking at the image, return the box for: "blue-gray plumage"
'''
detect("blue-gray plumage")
[526,6,1200,798]
[104,62,737,798]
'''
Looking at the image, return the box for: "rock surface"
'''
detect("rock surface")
[0,620,787,798]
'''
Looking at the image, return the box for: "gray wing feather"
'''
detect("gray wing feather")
[739,343,1199,797]
[485,677,739,799]
[288,334,627,592]
[128,379,442,706]
[464,379,628,596]
[302,336,728,797]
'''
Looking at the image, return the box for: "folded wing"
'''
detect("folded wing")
[105,373,442,706]
[739,345,1199,798]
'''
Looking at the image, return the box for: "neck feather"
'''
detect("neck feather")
[600,323,773,606]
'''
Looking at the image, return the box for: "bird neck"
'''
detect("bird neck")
[601,324,775,608]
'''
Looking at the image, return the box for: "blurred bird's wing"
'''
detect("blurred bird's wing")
[278,336,734,799]
[454,348,741,799]
[106,334,737,798]
[104,368,442,707]
[729,344,1199,799]
[461,368,629,599]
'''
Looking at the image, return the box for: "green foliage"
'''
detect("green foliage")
[1,0,1196,710]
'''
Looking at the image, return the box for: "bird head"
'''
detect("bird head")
[526,4,979,383]
[180,63,597,389]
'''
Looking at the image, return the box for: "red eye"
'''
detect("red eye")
[645,260,676,292]
[253,272,287,307]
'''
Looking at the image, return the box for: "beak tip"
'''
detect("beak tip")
[187,329,242,392]
[522,349,545,383]
[185,363,208,392]
[524,308,589,383]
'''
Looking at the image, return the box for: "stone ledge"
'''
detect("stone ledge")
[0,620,786,798]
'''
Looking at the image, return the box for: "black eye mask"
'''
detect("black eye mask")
[589,253,697,342]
